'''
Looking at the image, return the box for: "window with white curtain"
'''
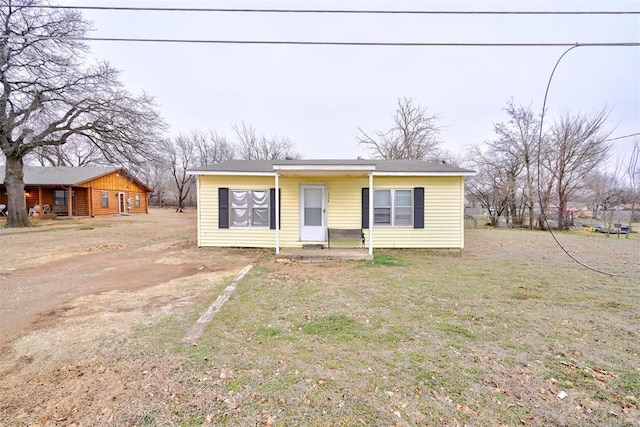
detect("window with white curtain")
[230,190,269,227]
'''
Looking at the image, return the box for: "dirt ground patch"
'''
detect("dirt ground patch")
[0,210,261,349]
[0,210,261,404]
[0,217,638,426]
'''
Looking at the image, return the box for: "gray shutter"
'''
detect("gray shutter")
[362,188,369,229]
[414,187,424,229]
[218,188,229,229]
[269,188,281,230]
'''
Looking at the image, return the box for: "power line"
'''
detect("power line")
[605,132,640,142]
[535,44,638,278]
[0,36,638,48]
[20,5,640,15]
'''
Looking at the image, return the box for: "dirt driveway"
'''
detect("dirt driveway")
[0,209,261,353]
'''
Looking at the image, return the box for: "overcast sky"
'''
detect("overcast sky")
[60,0,640,162]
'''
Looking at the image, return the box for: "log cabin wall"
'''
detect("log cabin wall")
[89,188,119,216]
[25,189,55,214]
[2,169,149,217]
[75,188,89,216]
[23,188,88,216]
[79,171,149,215]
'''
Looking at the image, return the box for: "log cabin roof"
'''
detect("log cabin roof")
[0,166,152,192]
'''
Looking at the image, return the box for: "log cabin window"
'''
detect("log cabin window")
[54,190,70,207]
[101,192,109,207]
[134,194,141,207]
[230,189,269,227]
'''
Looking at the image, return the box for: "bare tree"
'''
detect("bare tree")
[158,129,237,211]
[192,129,235,165]
[164,134,196,212]
[26,136,106,166]
[625,138,639,237]
[584,169,625,233]
[488,100,541,229]
[465,145,519,227]
[140,159,171,208]
[543,109,612,230]
[358,97,443,160]
[435,148,464,167]
[0,0,163,227]
[233,122,302,160]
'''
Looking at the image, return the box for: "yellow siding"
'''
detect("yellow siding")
[368,176,465,248]
[326,177,368,229]
[277,177,299,247]
[277,176,368,248]
[197,174,466,249]
[327,177,366,249]
[198,175,276,247]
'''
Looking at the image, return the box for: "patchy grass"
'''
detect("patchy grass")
[2,227,639,426]
[167,230,638,425]
[103,230,637,426]
[371,252,405,266]
[77,223,112,231]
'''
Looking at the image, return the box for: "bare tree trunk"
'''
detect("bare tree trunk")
[528,204,535,230]
[526,163,535,230]
[604,209,614,236]
[3,156,31,227]
[557,196,568,230]
[629,202,637,238]
[626,140,639,238]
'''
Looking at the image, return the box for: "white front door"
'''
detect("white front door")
[300,185,326,241]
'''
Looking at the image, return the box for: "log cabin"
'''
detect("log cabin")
[0,166,152,217]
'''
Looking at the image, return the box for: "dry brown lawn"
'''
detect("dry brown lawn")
[0,212,638,426]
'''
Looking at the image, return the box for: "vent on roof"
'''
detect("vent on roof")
[285,156,293,160]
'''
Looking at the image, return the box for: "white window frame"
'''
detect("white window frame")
[373,188,414,227]
[230,189,270,228]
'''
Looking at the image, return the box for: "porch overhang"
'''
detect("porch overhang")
[273,165,375,258]
[272,164,376,177]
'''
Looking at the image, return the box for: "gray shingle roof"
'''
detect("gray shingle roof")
[188,159,475,175]
[0,166,117,185]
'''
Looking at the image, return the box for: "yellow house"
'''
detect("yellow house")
[188,159,475,257]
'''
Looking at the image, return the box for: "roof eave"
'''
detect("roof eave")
[187,170,276,176]
[372,171,476,177]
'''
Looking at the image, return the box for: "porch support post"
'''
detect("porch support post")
[89,188,93,217]
[275,172,280,255]
[38,187,43,212]
[368,172,374,257]
[67,187,73,217]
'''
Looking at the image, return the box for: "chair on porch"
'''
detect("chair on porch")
[42,204,51,214]
[0,204,6,216]
[29,203,40,216]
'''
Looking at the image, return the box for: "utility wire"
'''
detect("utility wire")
[6,9,638,277]
[605,132,640,142]
[536,45,637,278]
[0,36,638,48]
[20,5,640,15]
